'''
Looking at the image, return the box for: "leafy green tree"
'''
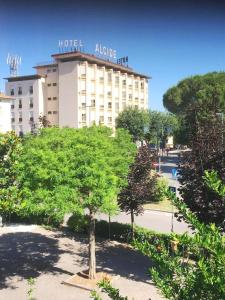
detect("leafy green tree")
[134,180,225,300]
[118,146,158,239]
[18,126,136,279]
[163,72,225,114]
[146,110,178,149]
[116,107,149,142]
[0,131,22,221]
[163,73,225,145]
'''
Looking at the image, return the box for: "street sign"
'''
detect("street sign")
[169,186,176,193]
[172,168,177,178]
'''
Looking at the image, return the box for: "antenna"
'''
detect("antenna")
[6,53,21,77]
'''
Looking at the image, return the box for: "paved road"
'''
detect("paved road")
[99,151,190,234]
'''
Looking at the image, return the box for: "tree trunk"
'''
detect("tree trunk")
[88,209,96,279]
[131,210,134,240]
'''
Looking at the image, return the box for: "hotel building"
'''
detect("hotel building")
[5,51,149,135]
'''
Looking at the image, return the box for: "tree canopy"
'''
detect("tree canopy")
[18,126,136,279]
[163,72,225,114]
[0,131,22,219]
[115,107,149,142]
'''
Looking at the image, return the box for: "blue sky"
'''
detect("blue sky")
[0,0,225,111]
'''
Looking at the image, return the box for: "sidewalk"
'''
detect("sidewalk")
[0,225,165,300]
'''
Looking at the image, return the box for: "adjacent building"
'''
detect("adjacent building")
[5,51,150,135]
[0,92,13,133]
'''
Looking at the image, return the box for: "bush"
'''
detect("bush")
[95,220,131,242]
[67,213,89,234]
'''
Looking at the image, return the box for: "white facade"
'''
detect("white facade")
[5,51,149,135]
[0,93,12,133]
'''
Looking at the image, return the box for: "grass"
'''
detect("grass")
[143,198,177,212]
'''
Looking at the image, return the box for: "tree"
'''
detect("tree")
[178,107,225,230]
[163,72,225,115]
[18,126,136,279]
[116,107,149,142]
[146,110,178,149]
[163,73,225,145]
[118,146,158,239]
[134,180,225,300]
[0,131,22,222]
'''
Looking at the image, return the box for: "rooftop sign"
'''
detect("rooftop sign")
[95,43,117,60]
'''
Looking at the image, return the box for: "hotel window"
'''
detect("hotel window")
[108,72,112,83]
[53,83,57,86]
[11,100,15,109]
[122,102,126,109]
[53,97,57,100]
[29,98,33,108]
[129,94,132,100]
[122,91,126,99]
[81,103,86,108]
[135,81,139,89]
[115,76,119,85]
[19,125,23,137]
[53,111,58,114]
[47,83,51,87]
[141,82,144,89]
[91,99,95,107]
[122,79,126,86]
[99,116,104,123]
[10,88,14,96]
[18,87,22,95]
[53,68,57,72]
[29,86,33,94]
[108,117,112,123]
[29,111,34,122]
[47,69,51,73]
[18,111,22,122]
[82,114,86,122]
[19,99,22,109]
[48,97,51,100]
[135,97,138,101]
[115,102,119,112]
[100,105,104,109]
[108,102,112,109]
[48,111,52,115]
[107,91,112,97]
[99,77,104,82]
[11,112,15,123]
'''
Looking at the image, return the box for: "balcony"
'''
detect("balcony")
[19,117,23,122]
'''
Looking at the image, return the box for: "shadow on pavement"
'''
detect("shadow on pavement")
[75,240,154,285]
[0,232,73,289]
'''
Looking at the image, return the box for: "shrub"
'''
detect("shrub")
[67,213,89,234]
